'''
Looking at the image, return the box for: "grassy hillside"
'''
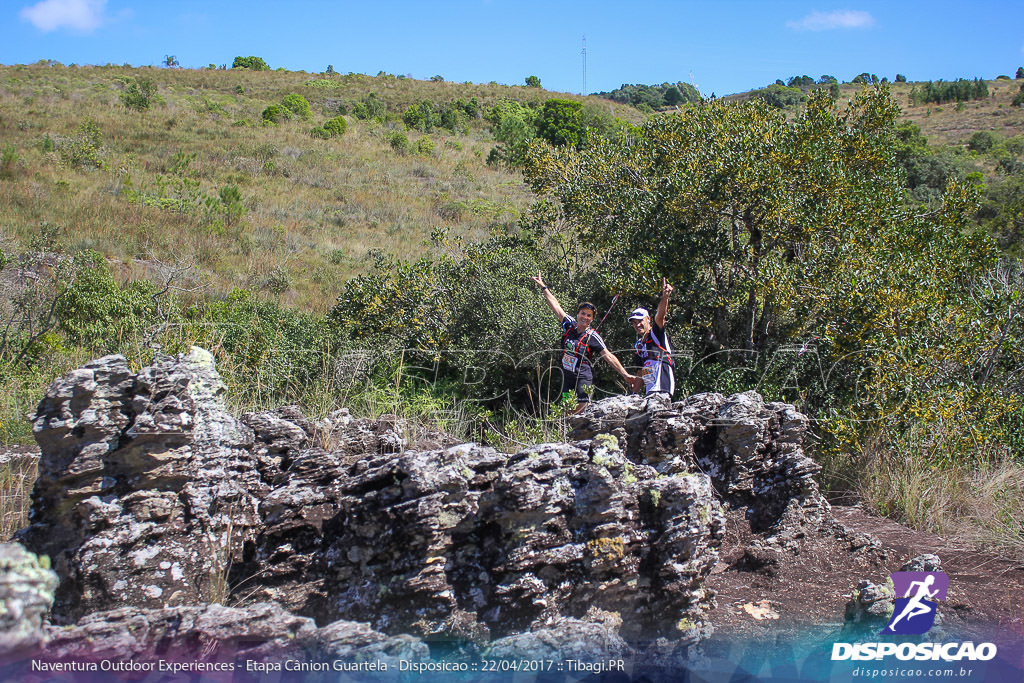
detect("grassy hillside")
[0,63,642,313]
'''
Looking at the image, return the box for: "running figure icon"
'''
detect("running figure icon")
[887,575,938,630]
[883,571,949,635]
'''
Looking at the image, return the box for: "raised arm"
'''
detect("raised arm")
[530,272,568,322]
[655,277,673,329]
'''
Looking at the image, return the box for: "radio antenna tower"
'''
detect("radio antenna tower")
[581,35,587,95]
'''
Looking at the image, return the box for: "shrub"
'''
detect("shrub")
[310,126,330,139]
[536,99,584,148]
[261,104,289,124]
[415,135,434,156]
[403,101,436,131]
[60,118,105,169]
[387,131,409,154]
[525,75,541,88]
[322,115,347,137]
[352,93,386,120]
[1017,67,1024,80]
[895,74,907,83]
[218,184,244,224]
[751,84,806,109]
[281,93,313,121]
[968,131,1000,153]
[119,78,159,111]
[0,145,18,180]
[233,56,269,71]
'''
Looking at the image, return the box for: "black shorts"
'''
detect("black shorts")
[560,372,594,404]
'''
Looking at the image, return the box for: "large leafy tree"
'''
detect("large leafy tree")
[523,88,1014,454]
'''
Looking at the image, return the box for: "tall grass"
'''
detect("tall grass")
[0,455,37,540]
[822,430,1024,560]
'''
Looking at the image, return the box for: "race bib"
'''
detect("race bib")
[562,352,580,373]
[642,360,659,390]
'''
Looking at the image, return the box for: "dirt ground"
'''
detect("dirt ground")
[706,504,1024,640]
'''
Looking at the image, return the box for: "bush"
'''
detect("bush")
[352,93,386,120]
[387,131,409,154]
[59,118,105,169]
[968,131,1000,152]
[281,93,313,121]
[751,84,806,109]
[310,126,329,139]
[120,78,159,112]
[536,99,584,148]
[233,56,269,71]
[261,104,289,124]
[415,135,434,156]
[322,115,347,137]
[0,145,18,180]
[525,75,541,88]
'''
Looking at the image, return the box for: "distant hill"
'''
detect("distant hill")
[0,63,645,313]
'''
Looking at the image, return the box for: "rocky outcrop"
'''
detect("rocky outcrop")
[19,348,266,622]
[571,391,826,532]
[18,348,823,660]
[0,543,57,654]
[40,602,428,667]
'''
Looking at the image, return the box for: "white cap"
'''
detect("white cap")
[628,307,650,320]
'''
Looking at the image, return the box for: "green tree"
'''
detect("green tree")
[522,86,1008,465]
[1016,67,1024,80]
[535,99,585,148]
[233,56,269,70]
[663,86,684,106]
[525,75,542,88]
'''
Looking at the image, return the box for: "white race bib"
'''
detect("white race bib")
[562,352,580,373]
[642,360,660,390]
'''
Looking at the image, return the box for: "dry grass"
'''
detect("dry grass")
[1,63,639,313]
[833,434,1024,561]
[0,454,37,541]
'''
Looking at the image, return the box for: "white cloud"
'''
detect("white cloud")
[786,9,875,31]
[20,0,107,33]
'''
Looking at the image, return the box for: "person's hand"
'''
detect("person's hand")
[531,272,546,289]
[626,375,643,393]
[662,278,673,298]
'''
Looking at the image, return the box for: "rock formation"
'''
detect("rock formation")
[11,347,827,665]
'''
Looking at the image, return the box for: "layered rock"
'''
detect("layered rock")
[570,391,826,531]
[40,602,428,667]
[19,348,824,656]
[0,543,57,654]
[19,349,266,622]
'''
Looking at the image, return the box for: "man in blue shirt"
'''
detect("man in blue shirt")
[629,278,675,399]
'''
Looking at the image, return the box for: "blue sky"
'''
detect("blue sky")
[4,0,1024,96]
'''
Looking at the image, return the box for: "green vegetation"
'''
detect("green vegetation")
[910,78,989,105]
[119,77,159,111]
[233,56,270,71]
[596,81,701,111]
[0,62,1022,557]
